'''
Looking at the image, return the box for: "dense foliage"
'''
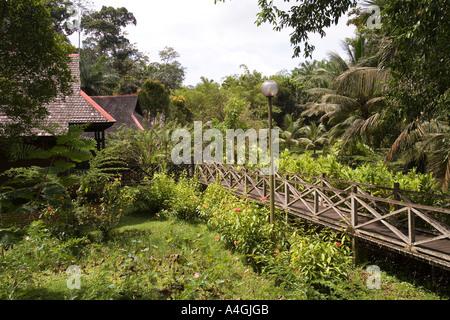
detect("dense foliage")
[1,172,446,300]
[0,0,74,136]
[0,0,448,302]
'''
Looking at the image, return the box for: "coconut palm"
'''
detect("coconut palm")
[301,67,390,147]
[386,120,450,191]
[297,122,329,154]
[294,58,345,90]
[278,114,304,150]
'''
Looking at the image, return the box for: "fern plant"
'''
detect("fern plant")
[0,125,96,231]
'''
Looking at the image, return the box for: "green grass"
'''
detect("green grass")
[17,215,303,300]
[4,214,445,300]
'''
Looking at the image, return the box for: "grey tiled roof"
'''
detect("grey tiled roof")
[91,95,148,133]
[0,54,115,136]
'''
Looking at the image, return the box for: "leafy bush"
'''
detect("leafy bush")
[200,182,290,269]
[128,173,176,216]
[166,174,202,221]
[0,125,97,236]
[288,228,352,283]
[76,181,135,240]
[196,181,356,294]
[278,149,448,201]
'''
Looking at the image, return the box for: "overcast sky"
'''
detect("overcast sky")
[76,0,357,87]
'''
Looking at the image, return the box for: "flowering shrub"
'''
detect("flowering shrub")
[196,181,355,291]
[91,181,135,240]
[199,182,290,270]
[288,229,352,283]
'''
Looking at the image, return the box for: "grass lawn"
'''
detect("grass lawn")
[11,214,445,301]
[19,215,303,300]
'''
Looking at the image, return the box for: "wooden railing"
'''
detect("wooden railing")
[119,162,450,269]
[121,163,194,185]
[194,163,450,269]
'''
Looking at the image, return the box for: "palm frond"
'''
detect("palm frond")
[332,67,390,100]
[365,96,385,113]
[385,119,420,162]
[305,87,335,98]
[327,51,350,72]
[321,94,360,110]
[301,103,339,118]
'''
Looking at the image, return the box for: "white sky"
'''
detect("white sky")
[75,0,357,87]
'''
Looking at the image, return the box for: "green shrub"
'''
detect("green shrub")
[128,173,176,216]
[166,174,202,221]
[200,182,290,269]
[288,228,352,283]
[278,150,447,202]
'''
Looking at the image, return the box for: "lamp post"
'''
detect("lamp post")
[261,80,278,225]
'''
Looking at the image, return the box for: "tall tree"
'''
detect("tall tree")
[138,79,170,120]
[0,0,74,136]
[147,46,186,91]
[381,0,449,123]
[79,5,149,95]
[81,6,136,56]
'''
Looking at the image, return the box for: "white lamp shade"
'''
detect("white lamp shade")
[261,80,278,97]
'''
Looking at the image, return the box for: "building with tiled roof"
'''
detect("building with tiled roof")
[0,54,116,149]
[91,94,148,133]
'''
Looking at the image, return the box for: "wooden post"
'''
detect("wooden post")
[393,182,400,203]
[285,174,290,223]
[351,186,358,228]
[393,182,400,225]
[350,186,359,266]
[408,207,416,245]
[263,176,267,197]
[314,187,319,214]
[285,174,290,209]
[320,173,325,207]
[352,237,359,266]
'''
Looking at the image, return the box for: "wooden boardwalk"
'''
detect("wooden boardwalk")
[194,164,450,271]
[121,163,450,271]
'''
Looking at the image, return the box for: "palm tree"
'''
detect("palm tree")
[129,123,162,166]
[294,59,345,89]
[80,54,119,96]
[297,122,329,154]
[301,67,390,147]
[279,114,304,150]
[386,120,450,191]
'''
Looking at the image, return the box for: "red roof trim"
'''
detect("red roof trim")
[131,114,145,130]
[80,90,116,122]
[90,94,138,98]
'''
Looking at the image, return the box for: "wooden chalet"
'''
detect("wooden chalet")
[0,54,118,175]
[0,54,116,151]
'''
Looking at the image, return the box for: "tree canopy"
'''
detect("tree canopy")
[0,0,74,136]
